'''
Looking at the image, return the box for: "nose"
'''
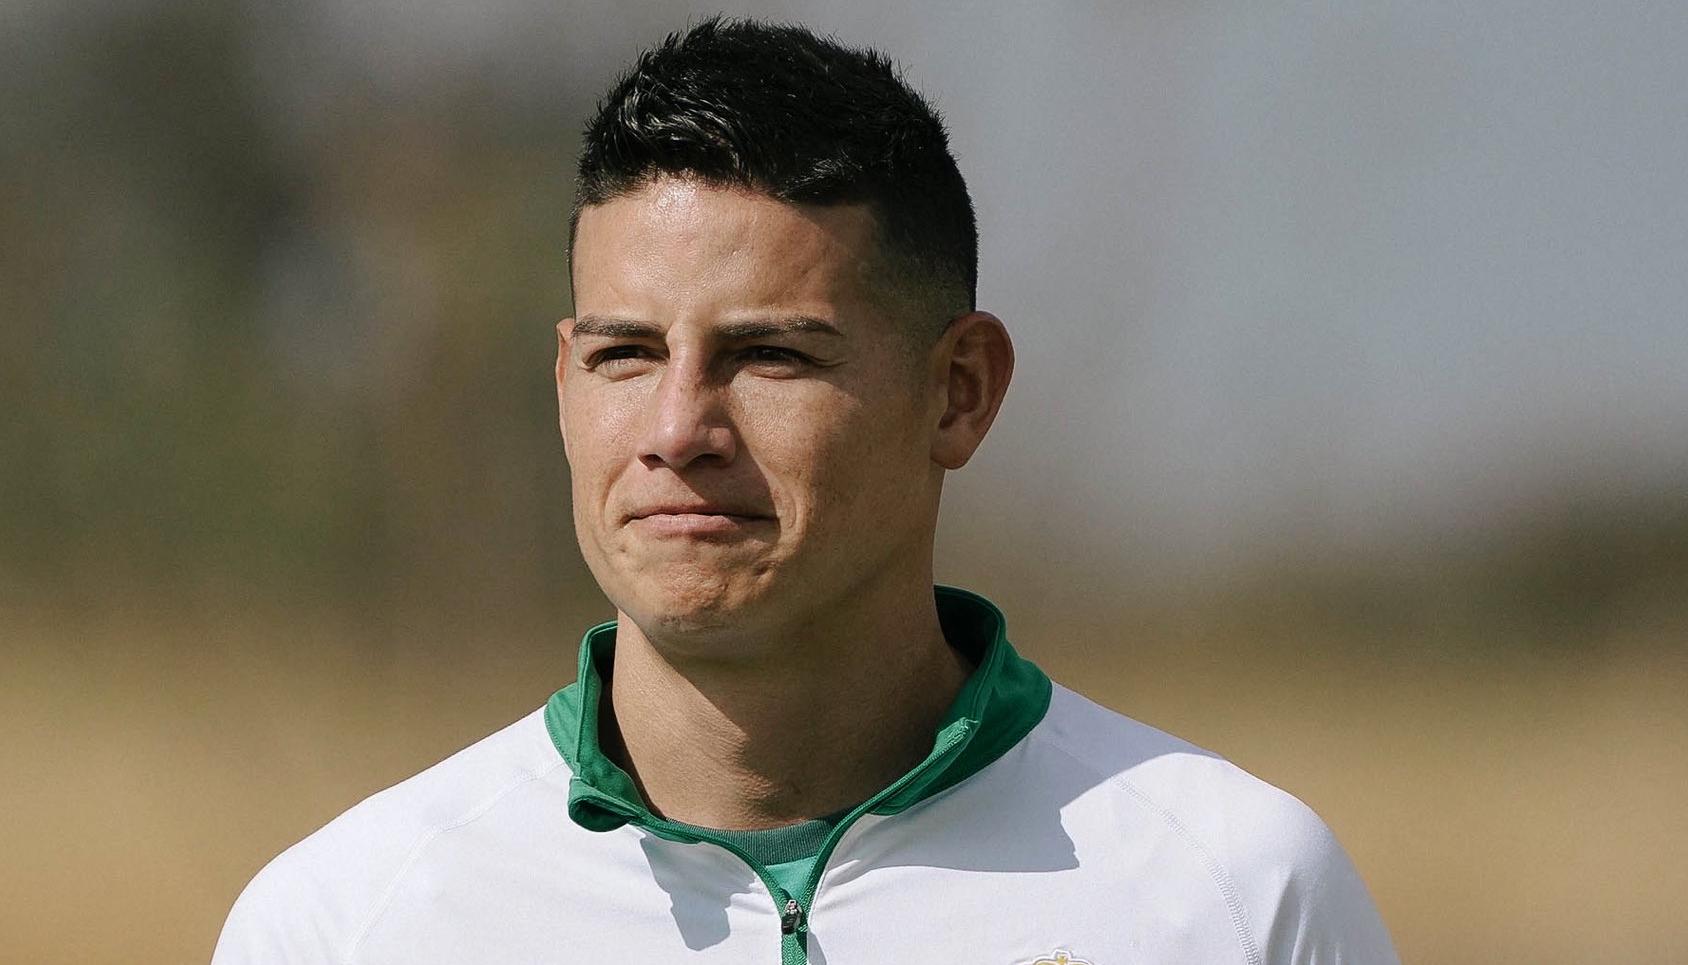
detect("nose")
[637,362,736,470]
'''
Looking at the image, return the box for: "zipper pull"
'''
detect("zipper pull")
[780,897,805,935]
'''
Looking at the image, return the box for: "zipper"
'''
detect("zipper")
[779,721,975,964]
[779,897,807,965]
[780,897,804,934]
[617,811,808,963]
[602,720,975,964]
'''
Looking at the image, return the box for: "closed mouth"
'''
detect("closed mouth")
[629,507,768,521]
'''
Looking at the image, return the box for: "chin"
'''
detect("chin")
[611,559,777,639]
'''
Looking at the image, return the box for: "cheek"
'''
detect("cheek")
[736,381,927,523]
[563,385,642,500]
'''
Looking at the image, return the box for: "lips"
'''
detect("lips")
[626,502,770,523]
[624,503,774,538]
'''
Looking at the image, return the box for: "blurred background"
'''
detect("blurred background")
[3,0,1685,961]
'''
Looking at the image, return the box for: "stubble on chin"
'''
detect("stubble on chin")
[606,551,775,633]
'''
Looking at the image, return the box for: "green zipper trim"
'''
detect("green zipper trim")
[543,585,1052,964]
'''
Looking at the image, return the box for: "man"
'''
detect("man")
[215,18,1397,964]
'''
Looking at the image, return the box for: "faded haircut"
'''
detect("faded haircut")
[570,17,977,332]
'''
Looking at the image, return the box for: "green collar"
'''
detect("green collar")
[544,585,1052,836]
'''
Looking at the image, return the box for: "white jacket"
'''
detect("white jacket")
[215,587,1398,964]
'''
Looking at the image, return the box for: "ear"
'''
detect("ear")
[929,311,1014,470]
[555,317,575,458]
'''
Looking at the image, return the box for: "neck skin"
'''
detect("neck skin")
[600,564,972,831]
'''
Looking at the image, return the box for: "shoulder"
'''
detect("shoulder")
[211,707,569,965]
[1031,684,1332,868]
[1027,684,1399,964]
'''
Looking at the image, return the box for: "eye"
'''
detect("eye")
[739,346,811,368]
[585,344,658,371]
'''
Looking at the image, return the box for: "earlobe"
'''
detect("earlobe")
[930,311,1014,470]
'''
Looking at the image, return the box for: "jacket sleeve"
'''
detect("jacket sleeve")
[209,846,360,965]
[1251,807,1400,965]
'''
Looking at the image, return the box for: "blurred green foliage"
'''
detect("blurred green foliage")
[3,1,595,621]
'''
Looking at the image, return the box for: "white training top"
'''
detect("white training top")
[215,590,1398,965]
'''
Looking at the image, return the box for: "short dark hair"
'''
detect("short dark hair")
[570,17,977,330]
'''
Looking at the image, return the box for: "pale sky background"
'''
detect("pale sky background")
[259,0,1687,575]
[14,0,1683,604]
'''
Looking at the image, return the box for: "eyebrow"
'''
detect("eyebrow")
[570,315,661,339]
[571,314,845,340]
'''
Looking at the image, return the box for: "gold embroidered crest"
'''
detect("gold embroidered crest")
[1023,951,1093,965]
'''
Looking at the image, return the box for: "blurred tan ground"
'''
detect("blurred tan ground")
[4,600,1684,965]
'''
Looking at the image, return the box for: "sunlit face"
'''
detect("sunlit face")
[558,179,947,643]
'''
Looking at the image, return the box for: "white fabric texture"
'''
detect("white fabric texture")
[214,685,1399,964]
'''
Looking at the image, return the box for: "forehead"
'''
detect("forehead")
[571,179,883,320]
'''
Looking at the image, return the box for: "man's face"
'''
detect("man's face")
[559,179,946,643]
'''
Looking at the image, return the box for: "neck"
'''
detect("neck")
[602,576,971,830]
